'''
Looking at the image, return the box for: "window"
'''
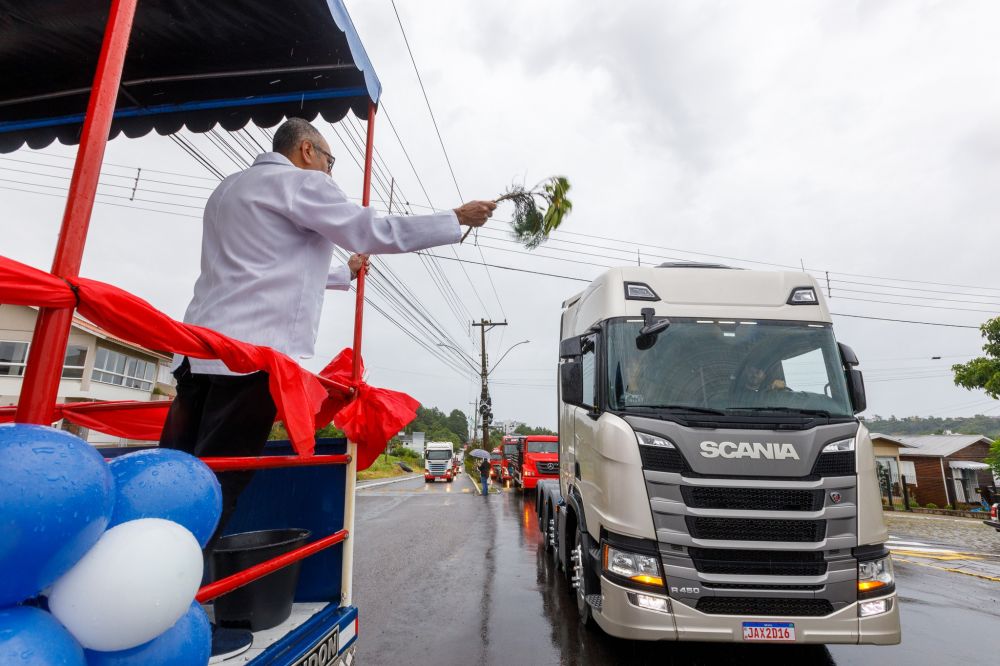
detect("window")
[62,344,88,379]
[92,347,154,391]
[581,334,596,408]
[0,341,29,377]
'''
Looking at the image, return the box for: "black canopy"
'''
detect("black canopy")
[0,0,381,153]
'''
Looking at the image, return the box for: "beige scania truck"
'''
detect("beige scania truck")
[536,263,900,645]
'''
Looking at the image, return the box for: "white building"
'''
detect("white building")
[0,304,174,446]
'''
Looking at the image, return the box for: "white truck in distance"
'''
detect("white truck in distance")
[536,263,901,646]
[424,441,457,483]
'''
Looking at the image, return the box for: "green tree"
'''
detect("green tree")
[985,439,1000,480]
[954,319,1000,398]
[445,409,470,444]
[514,423,557,436]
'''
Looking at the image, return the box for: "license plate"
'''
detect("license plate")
[292,625,340,666]
[742,622,795,642]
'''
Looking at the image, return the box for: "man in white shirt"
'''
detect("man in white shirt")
[159,118,495,620]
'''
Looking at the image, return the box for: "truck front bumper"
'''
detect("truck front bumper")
[594,577,900,645]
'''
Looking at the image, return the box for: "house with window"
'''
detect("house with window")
[869,433,917,498]
[0,304,174,446]
[893,434,994,507]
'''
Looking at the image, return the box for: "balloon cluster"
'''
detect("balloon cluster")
[0,424,223,665]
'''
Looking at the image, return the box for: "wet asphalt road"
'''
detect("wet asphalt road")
[352,474,1000,665]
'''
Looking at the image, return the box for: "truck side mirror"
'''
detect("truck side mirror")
[846,367,867,414]
[560,361,583,406]
[838,342,866,413]
[560,337,582,359]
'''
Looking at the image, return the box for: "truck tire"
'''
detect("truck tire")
[572,526,594,627]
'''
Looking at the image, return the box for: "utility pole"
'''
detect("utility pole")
[472,318,506,451]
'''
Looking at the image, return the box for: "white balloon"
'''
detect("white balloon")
[48,518,203,651]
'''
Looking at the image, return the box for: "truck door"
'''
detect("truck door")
[561,333,597,493]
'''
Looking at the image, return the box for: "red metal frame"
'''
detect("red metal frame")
[351,101,377,384]
[16,0,139,425]
[196,528,349,603]
[11,4,377,608]
[200,454,351,472]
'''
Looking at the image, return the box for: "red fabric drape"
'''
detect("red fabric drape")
[0,255,418,466]
[0,400,170,441]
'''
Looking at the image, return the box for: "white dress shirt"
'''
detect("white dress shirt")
[174,152,461,375]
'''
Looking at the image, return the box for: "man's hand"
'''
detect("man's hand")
[348,253,369,279]
[454,201,497,228]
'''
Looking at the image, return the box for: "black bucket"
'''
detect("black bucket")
[212,528,312,631]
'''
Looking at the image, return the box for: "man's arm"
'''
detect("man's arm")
[292,173,494,254]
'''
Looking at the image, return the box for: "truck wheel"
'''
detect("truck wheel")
[424,478,432,483]
[572,527,593,627]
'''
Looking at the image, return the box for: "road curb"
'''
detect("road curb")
[467,471,499,495]
[357,473,422,490]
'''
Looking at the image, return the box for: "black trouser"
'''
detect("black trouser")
[160,358,277,563]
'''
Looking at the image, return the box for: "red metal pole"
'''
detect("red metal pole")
[15,0,139,425]
[200,454,351,472]
[351,102,377,385]
[196,529,349,603]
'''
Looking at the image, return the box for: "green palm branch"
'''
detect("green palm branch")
[461,176,573,248]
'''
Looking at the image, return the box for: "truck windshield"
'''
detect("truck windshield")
[503,445,518,456]
[605,318,853,417]
[426,450,452,460]
[527,440,558,453]
[490,453,501,461]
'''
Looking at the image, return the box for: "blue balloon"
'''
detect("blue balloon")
[84,602,210,666]
[107,449,222,547]
[0,424,114,607]
[0,606,85,665]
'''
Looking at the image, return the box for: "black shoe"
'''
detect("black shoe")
[208,625,253,663]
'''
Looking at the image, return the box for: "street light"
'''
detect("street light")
[489,340,530,375]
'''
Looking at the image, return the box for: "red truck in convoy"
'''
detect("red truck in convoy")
[511,435,559,490]
[501,436,522,481]
[489,447,511,483]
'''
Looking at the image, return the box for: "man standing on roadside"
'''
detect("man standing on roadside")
[478,456,492,496]
[159,117,496,661]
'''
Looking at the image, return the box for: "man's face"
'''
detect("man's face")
[301,137,335,174]
[747,367,766,387]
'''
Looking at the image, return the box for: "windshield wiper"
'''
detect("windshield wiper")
[728,407,834,417]
[622,404,726,416]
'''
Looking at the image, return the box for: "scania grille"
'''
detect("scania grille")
[701,582,824,591]
[695,597,834,617]
[639,445,855,479]
[685,517,826,542]
[680,486,824,512]
[687,548,827,576]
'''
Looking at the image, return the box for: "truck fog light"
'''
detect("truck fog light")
[859,598,892,617]
[632,593,670,613]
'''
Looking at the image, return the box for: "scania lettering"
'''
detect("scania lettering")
[536,264,901,646]
[699,441,800,460]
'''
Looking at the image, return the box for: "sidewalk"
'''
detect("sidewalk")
[885,510,1000,556]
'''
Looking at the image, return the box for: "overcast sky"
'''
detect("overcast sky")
[4,0,1000,431]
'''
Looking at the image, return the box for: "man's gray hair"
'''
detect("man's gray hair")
[272,118,324,157]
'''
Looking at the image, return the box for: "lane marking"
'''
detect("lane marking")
[894,556,1000,583]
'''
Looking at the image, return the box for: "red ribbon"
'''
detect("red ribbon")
[0,255,418,467]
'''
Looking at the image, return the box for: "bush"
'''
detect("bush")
[908,499,919,508]
[944,504,954,510]
[924,502,938,509]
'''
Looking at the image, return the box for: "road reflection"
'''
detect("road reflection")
[507,489,839,665]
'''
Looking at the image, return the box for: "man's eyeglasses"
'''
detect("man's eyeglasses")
[309,143,336,173]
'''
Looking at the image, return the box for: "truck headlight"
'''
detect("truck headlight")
[603,544,663,587]
[857,554,894,601]
[822,437,855,453]
[636,432,675,449]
